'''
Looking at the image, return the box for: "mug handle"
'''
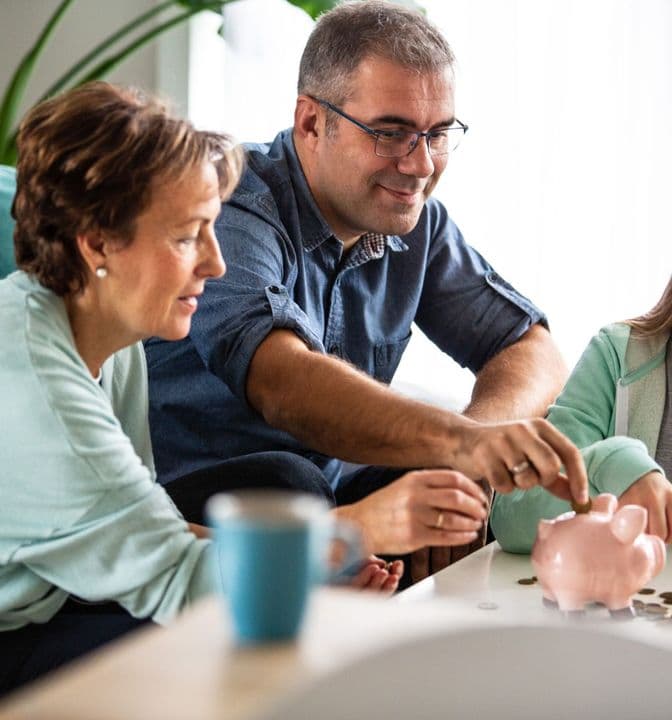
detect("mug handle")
[318,520,363,584]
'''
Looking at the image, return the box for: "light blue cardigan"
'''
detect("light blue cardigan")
[0,272,214,630]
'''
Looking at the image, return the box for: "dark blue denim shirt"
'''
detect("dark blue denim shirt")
[146,129,546,486]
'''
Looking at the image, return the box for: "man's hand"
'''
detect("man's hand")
[453,418,588,505]
[618,471,672,543]
[335,470,489,555]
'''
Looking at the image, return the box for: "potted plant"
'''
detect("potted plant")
[0,0,336,166]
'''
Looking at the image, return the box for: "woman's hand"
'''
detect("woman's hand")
[618,471,672,543]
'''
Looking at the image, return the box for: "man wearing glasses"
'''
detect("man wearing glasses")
[146,0,586,579]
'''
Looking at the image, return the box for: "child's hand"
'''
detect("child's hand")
[618,471,672,543]
[349,556,404,595]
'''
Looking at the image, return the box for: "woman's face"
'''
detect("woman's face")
[100,160,225,343]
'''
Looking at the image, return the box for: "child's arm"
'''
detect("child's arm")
[490,325,660,553]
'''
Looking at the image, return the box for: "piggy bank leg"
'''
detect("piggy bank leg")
[608,606,636,620]
[542,596,559,610]
[554,592,586,613]
[538,582,557,608]
[606,596,636,620]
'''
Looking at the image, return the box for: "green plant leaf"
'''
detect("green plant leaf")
[73,5,223,86]
[37,0,176,104]
[0,0,75,163]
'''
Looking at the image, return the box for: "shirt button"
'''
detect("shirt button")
[329,345,339,354]
[268,285,281,294]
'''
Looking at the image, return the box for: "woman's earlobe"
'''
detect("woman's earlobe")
[76,231,107,276]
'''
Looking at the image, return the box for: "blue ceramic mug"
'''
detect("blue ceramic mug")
[206,490,361,644]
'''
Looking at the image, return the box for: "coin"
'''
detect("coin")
[517,577,536,585]
[571,497,592,514]
[638,588,656,595]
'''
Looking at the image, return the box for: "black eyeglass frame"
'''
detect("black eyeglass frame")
[309,95,468,157]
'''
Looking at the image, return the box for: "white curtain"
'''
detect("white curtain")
[186,0,672,408]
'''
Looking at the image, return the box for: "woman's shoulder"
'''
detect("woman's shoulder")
[595,321,631,344]
[592,322,667,379]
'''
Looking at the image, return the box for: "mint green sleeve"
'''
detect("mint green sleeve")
[1,285,216,627]
[490,326,662,554]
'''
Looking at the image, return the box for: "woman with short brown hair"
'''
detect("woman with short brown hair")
[0,82,261,695]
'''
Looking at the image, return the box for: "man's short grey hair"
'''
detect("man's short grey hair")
[298,0,455,107]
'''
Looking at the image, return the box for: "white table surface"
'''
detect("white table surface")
[3,543,672,720]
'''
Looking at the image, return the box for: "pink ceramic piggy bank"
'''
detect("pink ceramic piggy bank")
[531,494,666,613]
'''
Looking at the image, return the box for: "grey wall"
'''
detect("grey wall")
[0,0,177,122]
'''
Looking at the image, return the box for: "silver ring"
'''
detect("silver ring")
[510,460,531,475]
[435,510,445,529]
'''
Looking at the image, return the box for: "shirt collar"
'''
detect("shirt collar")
[281,130,409,257]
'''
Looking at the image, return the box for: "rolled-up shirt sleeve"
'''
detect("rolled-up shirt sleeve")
[189,209,324,404]
[414,201,547,373]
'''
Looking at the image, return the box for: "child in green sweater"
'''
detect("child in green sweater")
[491,276,672,552]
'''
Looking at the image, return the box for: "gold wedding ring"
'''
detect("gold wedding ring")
[435,510,445,529]
[510,460,531,475]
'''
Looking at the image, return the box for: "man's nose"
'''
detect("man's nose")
[396,136,435,178]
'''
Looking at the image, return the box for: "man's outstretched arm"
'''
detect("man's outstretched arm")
[246,327,586,503]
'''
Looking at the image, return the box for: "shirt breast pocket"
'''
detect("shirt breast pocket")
[373,331,412,384]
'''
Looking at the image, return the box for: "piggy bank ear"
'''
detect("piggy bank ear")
[610,505,647,544]
[592,493,618,515]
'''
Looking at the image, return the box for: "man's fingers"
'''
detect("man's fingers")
[538,423,588,503]
[485,459,516,495]
[427,529,479,547]
[423,471,489,505]
[425,488,489,522]
[507,459,539,490]
[421,505,484,533]
[542,473,574,502]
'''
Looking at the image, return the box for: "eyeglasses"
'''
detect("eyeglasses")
[310,96,468,158]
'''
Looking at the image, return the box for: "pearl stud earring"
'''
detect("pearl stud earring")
[95,267,108,279]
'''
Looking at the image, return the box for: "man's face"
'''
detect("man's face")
[305,56,455,246]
